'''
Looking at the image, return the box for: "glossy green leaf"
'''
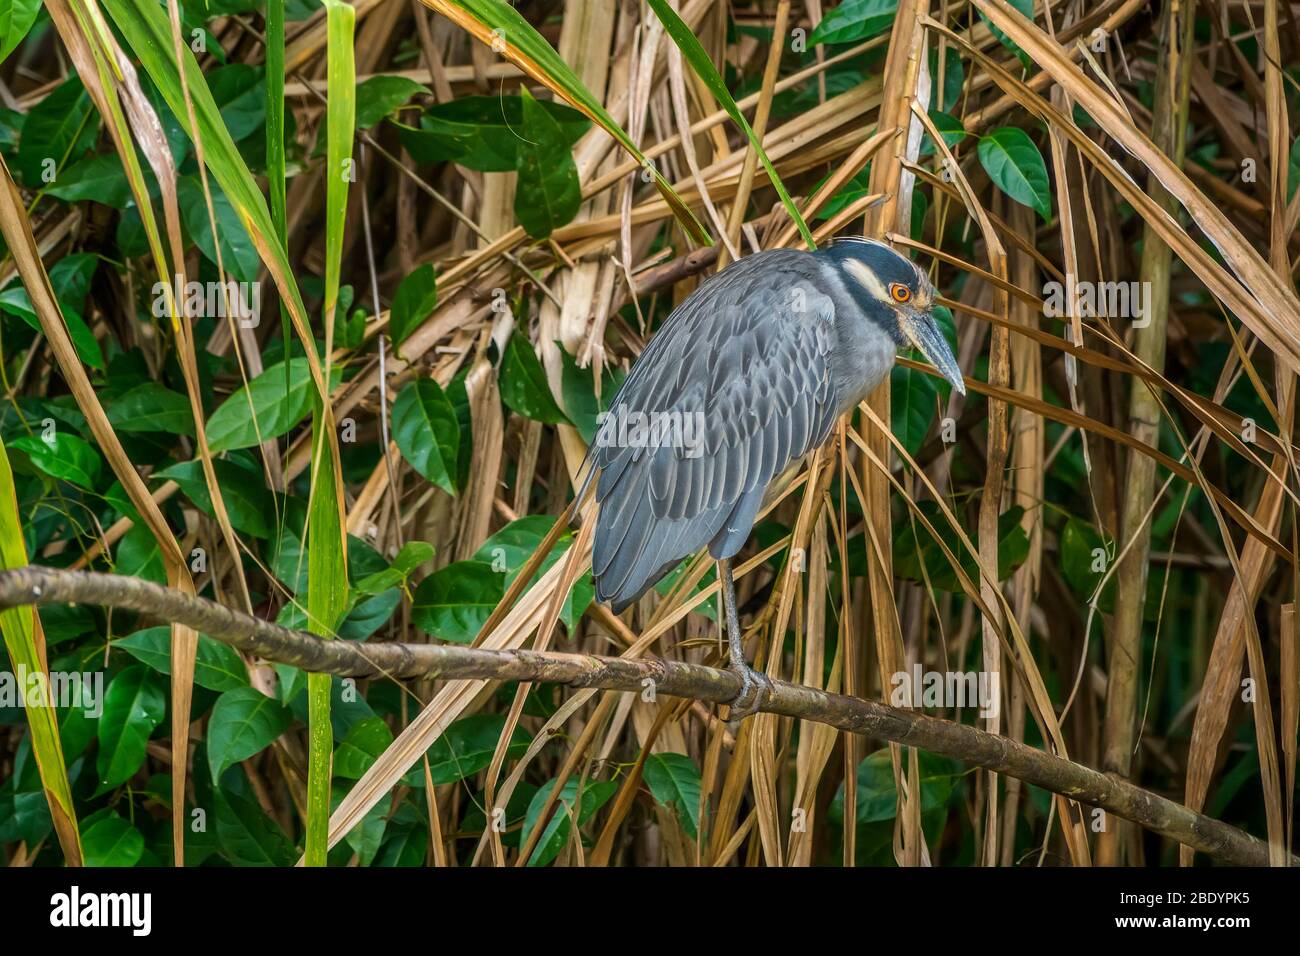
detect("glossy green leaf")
[500,332,567,424]
[206,358,326,452]
[410,559,504,643]
[80,814,145,867]
[11,432,102,489]
[977,126,1050,220]
[440,0,707,242]
[389,262,437,350]
[392,378,460,495]
[522,777,617,866]
[809,0,898,45]
[355,74,429,129]
[18,76,96,188]
[514,86,582,239]
[978,0,1034,69]
[95,666,166,791]
[398,94,589,171]
[473,516,593,632]
[46,153,133,208]
[178,175,261,282]
[207,687,292,783]
[116,626,250,693]
[0,0,40,65]
[333,714,393,779]
[155,458,274,538]
[644,752,702,839]
[105,382,196,435]
[421,713,530,785]
[893,502,1029,593]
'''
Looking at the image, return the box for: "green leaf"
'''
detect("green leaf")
[829,748,964,864]
[389,262,437,350]
[116,626,250,693]
[207,63,266,142]
[155,458,274,538]
[392,378,460,495]
[355,74,428,129]
[809,0,898,45]
[206,358,327,452]
[18,76,97,188]
[893,502,1029,593]
[95,666,166,791]
[559,349,625,444]
[440,1,706,242]
[11,432,102,490]
[500,332,567,424]
[977,126,1050,220]
[211,777,295,866]
[522,777,617,866]
[207,687,292,783]
[0,0,40,65]
[1060,517,1115,612]
[178,175,261,282]
[410,560,504,643]
[644,752,702,839]
[920,110,968,157]
[46,153,134,208]
[513,86,582,239]
[473,516,593,632]
[978,0,1034,70]
[928,45,965,113]
[104,382,196,435]
[647,0,813,248]
[116,523,166,585]
[399,95,588,171]
[421,713,529,785]
[354,540,434,595]
[80,814,145,867]
[0,253,106,369]
[333,714,393,779]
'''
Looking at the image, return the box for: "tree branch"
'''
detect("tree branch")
[0,565,1287,867]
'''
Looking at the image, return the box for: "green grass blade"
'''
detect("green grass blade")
[101,0,324,381]
[0,436,82,865]
[645,0,815,249]
[428,0,711,246]
[303,0,356,868]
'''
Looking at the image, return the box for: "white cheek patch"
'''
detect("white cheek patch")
[843,258,891,304]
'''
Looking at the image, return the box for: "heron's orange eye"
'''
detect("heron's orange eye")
[890,283,911,303]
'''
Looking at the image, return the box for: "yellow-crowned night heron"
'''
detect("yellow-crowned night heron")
[581,238,965,720]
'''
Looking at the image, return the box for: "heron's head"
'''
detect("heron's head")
[823,237,965,396]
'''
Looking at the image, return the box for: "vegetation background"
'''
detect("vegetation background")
[0,0,1297,868]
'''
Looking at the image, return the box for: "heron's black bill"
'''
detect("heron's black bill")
[908,313,966,396]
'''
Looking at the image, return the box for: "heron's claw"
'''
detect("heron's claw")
[726,663,773,725]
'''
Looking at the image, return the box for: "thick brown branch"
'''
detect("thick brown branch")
[0,565,1287,867]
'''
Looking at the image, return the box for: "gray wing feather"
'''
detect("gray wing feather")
[591,251,840,611]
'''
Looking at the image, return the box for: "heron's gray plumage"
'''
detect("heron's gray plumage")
[585,240,958,614]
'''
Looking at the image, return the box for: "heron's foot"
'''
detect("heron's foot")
[725,662,773,725]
